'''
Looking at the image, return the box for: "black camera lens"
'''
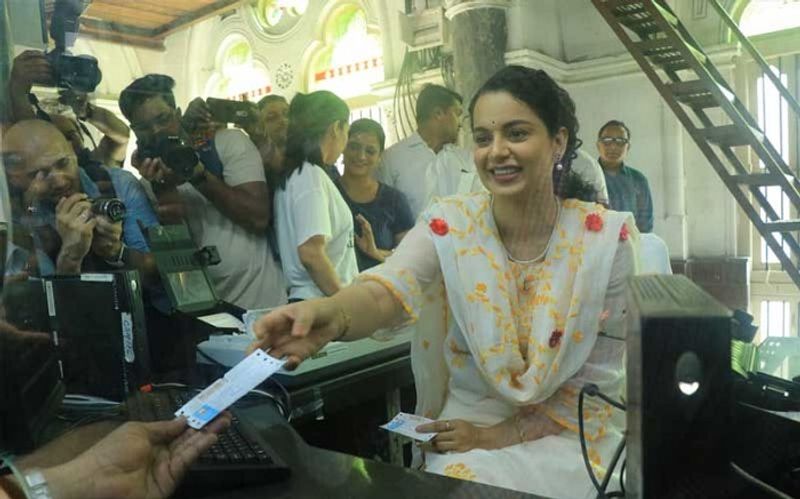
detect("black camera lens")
[91,198,126,223]
[138,136,198,182]
[47,51,103,93]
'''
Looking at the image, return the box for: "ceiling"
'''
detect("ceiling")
[74,0,246,50]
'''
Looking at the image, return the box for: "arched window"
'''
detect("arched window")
[205,35,272,101]
[740,0,800,37]
[305,3,387,172]
[252,0,308,33]
[306,4,383,100]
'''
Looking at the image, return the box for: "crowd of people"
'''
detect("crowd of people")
[0,45,664,497]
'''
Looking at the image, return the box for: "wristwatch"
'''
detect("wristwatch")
[105,241,127,268]
[23,469,53,499]
[0,454,53,499]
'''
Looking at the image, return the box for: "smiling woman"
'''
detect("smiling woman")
[336,118,414,271]
[248,65,638,497]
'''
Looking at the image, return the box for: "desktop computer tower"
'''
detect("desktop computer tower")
[626,275,734,498]
[44,271,151,401]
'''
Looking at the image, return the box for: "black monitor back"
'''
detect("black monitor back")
[4,272,151,402]
[626,274,733,498]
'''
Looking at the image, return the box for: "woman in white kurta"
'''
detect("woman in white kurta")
[251,66,637,498]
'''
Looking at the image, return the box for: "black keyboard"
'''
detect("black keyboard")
[126,389,290,497]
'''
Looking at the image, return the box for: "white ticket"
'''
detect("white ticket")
[380,412,437,442]
[175,349,286,429]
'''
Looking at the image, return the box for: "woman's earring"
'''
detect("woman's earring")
[554,154,563,171]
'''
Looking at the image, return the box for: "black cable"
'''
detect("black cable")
[579,385,604,495]
[196,346,228,370]
[267,377,293,422]
[580,383,629,499]
[731,462,793,499]
[598,437,626,499]
[583,383,626,411]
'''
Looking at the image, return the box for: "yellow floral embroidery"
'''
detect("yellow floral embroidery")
[422,339,430,350]
[443,463,477,481]
[475,282,487,293]
[572,331,584,343]
[509,370,525,389]
[359,273,418,322]
[587,447,602,467]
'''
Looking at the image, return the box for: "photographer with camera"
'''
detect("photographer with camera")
[3,120,160,280]
[8,51,131,168]
[119,75,287,310]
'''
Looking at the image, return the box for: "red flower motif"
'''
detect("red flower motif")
[429,218,449,236]
[585,213,604,232]
[619,223,630,241]
[548,330,564,349]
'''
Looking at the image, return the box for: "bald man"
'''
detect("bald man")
[4,120,159,279]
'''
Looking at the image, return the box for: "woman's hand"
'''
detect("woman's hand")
[416,409,564,454]
[416,419,484,454]
[248,299,347,369]
[355,214,380,259]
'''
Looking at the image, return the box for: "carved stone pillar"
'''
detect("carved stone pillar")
[444,0,510,105]
[0,0,12,123]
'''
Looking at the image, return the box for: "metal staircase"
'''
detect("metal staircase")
[592,0,800,289]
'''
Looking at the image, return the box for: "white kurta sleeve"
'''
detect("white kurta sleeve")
[358,219,442,324]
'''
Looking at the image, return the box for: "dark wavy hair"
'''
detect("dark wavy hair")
[119,74,177,122]
[278,91,349,189]
[469,65,597,202]
[348,118,386,152]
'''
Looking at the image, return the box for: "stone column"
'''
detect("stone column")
[0,0,13,123]
[444,0,511,106]
[660,102,688,259]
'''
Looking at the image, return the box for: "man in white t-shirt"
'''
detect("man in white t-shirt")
[120,75,286,310]
[378,84,481,219]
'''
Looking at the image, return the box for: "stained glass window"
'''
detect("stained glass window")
[307,4,383,99]
[205,35,271,101]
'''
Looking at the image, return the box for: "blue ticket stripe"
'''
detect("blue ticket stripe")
[192,404,221,424]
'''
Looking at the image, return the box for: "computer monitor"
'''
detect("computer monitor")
[626,274,734,498]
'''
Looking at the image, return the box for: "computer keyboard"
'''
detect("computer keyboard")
[126,389,290,497]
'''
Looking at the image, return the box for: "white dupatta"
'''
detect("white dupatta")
[409,193,635,420]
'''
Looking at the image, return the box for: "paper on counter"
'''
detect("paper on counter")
[381,412,437,442]
[198,312,246,331]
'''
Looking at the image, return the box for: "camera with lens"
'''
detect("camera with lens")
[45,0,102,93]
[206,98,258,127]
[45,50,102,93]
[91,197,126,223]
[138,135,200,183]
